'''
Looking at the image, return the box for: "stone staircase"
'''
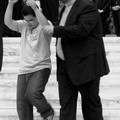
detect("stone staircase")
[0,37,120,120]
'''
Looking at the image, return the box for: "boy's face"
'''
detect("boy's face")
[24,15,39,30]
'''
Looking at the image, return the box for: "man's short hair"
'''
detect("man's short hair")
[22,5,36,17]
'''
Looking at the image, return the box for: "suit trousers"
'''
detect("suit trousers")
[57,57,104,120]
[100,12,110,36]
[17,68,54,120]
[112,10,120,36]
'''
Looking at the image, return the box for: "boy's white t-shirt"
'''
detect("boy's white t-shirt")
[17,20,51,75]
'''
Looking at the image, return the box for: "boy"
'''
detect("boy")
[4,0,54,120]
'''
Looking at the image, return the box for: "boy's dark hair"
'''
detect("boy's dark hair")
[22,4,36,17]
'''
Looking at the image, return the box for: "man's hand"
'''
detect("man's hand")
[9,0,18,4]
[98,9,104,13]
[43,25,54,35]
[112,5,120,11]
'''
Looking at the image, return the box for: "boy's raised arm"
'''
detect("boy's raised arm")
[4,0,19,32]
[26,0,49,26]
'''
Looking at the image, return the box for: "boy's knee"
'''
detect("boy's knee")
[25,89,43,100]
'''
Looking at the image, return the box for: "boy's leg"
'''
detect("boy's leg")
[25,68,54,119]
[17,74,33,120]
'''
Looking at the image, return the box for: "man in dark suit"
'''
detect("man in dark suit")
[43,0,110,120]
[111,0,120,36]
[92,0,112,36]
[0,0,4,71]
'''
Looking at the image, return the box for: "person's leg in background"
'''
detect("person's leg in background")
[115,11,120,36]
[112,11,120,36]
[100,12,110,36]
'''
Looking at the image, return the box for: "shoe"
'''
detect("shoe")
[45,113,54,120]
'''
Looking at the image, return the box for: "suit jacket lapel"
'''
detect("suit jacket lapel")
[65,6,76,25]
[65,0,81,25]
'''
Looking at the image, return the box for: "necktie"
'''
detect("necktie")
[56,5,66,60]
[58,5,66,23]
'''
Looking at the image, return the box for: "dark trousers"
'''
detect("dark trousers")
[17,68,54,120]
[100,12,110,36]
[57,58,104,120]
[112,10,120,36]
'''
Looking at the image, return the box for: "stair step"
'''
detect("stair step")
[103,37,120,43]
[3,37,120,43]
[0,66,56,79]
[0,110,120,120]
[1,65,120,78]
[0,75,120,87]
[0,85,120,101]
[3,37,56,55]
[0,116,119,120]
[3,54,120,67]
[2,57,56,68]
[0,92,120,109]
[2,37,120,120]
[0,108,120,120]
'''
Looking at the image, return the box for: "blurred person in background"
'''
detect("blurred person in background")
[92,0,112,36]
[111,0,120,36]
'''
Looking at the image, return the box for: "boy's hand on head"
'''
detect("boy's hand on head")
[26,0,37,10]
[9,0,18,4]
[35,0,41,9]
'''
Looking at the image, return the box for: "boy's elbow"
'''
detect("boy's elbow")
[4,17,9,26]
[4,20,7,26]
[4,18,12,28]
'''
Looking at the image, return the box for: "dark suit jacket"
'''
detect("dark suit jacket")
[111,0,120,6]
[53,0,110,85]
[0,0,4,71]
[93,0,111,13]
